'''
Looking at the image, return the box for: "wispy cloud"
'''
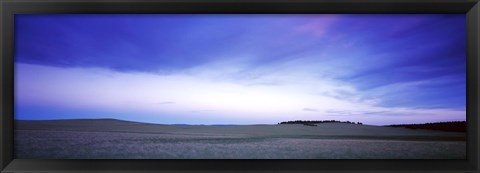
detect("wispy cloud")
[294,15,338,37]
[157,101,174,105]
[190,109,216,113]
[303,108,318,112]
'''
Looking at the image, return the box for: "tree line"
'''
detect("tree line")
[278,120,363,126]
[387,121,466,132]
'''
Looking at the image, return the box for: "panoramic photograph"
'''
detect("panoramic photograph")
[14,14,466,159]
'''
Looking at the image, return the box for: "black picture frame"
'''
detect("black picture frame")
[1,0,479,172]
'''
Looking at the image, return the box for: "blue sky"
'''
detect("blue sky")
[14,14,466,125]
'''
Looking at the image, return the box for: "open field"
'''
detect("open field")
[14,119,466,159]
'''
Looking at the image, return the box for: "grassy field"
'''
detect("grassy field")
[14,119,466,159]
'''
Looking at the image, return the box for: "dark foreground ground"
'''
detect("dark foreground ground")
[14,119,466,159]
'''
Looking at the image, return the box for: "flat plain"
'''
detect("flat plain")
[14,119,466,159]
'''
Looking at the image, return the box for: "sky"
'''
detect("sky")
[14,14,466,125]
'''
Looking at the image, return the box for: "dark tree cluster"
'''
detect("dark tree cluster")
[386,121,466,132]
[278,120,363,126]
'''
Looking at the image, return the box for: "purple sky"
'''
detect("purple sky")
[14,14,466,125]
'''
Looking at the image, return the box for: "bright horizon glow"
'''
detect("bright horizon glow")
[14,14,466,125]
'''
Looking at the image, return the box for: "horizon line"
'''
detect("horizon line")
[13,117,467,126]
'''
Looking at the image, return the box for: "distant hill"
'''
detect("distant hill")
[386,121,466,132]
